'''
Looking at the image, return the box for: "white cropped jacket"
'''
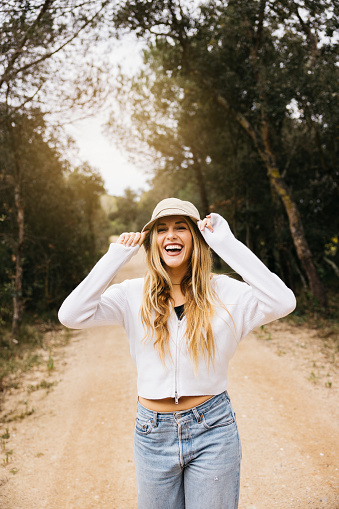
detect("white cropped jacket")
[58,213,296,403]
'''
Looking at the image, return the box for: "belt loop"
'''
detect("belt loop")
[192,407,202,423]
[152,411,158,428]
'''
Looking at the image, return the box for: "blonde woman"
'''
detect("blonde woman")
[58,197,296,509]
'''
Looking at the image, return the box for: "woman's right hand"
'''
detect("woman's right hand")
[117,231,148,247]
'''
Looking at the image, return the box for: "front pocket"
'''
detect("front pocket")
[201,401,235,430]
[135,417,153,436]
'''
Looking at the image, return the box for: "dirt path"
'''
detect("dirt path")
[1,249,338,508]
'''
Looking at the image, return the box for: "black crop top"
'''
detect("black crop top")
[174,303,185,320]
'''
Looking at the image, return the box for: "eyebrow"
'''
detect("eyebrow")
[157,221,187,226]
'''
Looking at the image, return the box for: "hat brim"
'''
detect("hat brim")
[142,209,200,233]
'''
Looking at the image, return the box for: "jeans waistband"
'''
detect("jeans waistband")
[136,391,229,425]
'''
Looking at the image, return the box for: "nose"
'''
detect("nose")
[166,227,177,239]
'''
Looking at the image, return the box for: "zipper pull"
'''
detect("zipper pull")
[175,391,179,404]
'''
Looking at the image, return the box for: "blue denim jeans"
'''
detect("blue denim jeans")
[134,391,241,509]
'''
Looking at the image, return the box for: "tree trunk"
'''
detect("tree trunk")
[12,180,24,337]
[261,119,327,307]
[269,170,326,306]
[8,120,25,337]
[213,91,326,306]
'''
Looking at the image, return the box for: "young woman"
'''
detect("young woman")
[58,197,296,509]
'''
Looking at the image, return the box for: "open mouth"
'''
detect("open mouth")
[164,244,183,255]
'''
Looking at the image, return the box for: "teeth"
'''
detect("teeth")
[165,244,183,251]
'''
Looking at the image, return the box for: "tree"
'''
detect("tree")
[112,0,339,306]
[0,0,111,114]
[0,0,113,334]
[108,188,141,233]
[0,109,109,329]
[67,164,106,259]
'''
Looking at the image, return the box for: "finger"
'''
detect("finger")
[122,233,133,246]
[126,232,136,247]
[132,232,141,246]
[139,231,148,246]
[117,233,128,244]
[206,218,214,232]
[199,217,214,232]
[199,218,208,231]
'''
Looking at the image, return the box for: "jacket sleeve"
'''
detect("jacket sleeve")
[58,243,140,329]
[199,213,296,337]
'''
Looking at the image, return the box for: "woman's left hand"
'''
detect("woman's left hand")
[199,215,214,232]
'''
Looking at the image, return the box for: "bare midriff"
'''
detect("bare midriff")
[138,395,214,412]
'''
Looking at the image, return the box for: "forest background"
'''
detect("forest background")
[0,0,338,388]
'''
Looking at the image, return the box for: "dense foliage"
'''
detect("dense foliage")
[108,0,339,304]
[0,0,113,334]
[0,109,109,325]
[1,1,338,336]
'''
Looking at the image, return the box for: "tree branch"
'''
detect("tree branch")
[324,257,339,278]
[9,83,46,113]
[0,1,108,88]
[292,2,319,66]
[214,92,264,158]
[168,0,187,50]
[149,28,179,39]
[0,0,54,89]
[255,0,266,55]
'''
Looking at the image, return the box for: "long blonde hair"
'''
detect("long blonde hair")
[140,216,219,371]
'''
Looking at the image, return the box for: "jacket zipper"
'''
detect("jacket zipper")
[174,319,181,404]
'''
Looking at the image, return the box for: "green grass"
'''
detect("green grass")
[1,427,12,466]
[0,316,71,394]
[276,288,339,348]
[0,329,43,392]
[1,429,10,440]
[26,379,56,393]
[2,407,35,424]
[47,353,54,373]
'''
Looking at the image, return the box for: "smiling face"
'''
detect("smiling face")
[156,215,193,272]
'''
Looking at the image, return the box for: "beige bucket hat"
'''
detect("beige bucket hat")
[142,198,201,233]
